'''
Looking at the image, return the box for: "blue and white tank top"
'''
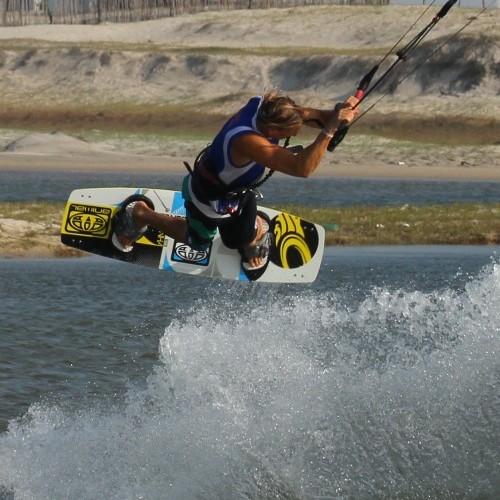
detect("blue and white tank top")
[208,96,278,189]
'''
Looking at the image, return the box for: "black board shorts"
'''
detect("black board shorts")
[185,190,257,251]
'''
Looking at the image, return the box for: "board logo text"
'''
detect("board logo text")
[172,242,210,266]
[64,203,112,237]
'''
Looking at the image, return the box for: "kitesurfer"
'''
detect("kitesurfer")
[112,91,359,270]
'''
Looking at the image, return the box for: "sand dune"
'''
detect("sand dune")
[0,7,498,111]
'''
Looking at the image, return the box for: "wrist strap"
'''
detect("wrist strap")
[320,129,334,138]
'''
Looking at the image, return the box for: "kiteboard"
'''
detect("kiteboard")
[60,187,325,283]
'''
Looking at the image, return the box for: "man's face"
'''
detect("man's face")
[267,124,302,140]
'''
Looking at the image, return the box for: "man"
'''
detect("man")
[112,91,359,270]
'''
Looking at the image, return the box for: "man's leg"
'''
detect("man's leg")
[219,194,270,269]
[115,201,188,249]
[243,215,270,269]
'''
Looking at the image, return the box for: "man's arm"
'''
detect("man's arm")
[301,107,334,129]
[233,97,359,178]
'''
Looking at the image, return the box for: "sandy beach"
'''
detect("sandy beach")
[1,147,499,180]
[0,131,498,180]
[0,5,498,180]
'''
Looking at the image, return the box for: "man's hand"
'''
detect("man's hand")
[332,96,360,129]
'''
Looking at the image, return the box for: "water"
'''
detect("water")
[1,170,499,497]
[1,247,499,499]
[2,169,500,206]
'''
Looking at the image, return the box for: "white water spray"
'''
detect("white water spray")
[1,264,498,499]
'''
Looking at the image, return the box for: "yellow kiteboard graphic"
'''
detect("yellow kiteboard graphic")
[272,213,318,269]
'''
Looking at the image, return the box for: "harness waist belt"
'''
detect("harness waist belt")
[191,154,233,201]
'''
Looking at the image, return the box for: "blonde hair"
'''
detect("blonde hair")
[257,91,304,129]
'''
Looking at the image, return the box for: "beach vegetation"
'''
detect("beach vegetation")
[1,201,499,259]
[273,203,500,246]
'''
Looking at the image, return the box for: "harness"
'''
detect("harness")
[183,144,274,205]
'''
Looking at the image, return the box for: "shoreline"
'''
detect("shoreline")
[2,152,500,181]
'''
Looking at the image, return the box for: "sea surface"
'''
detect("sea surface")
[2,169,500,206]
[1,172,499,499]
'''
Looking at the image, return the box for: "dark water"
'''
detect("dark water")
[1,247,499,499]
[1,169,499,498]
[2,169,500,206]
